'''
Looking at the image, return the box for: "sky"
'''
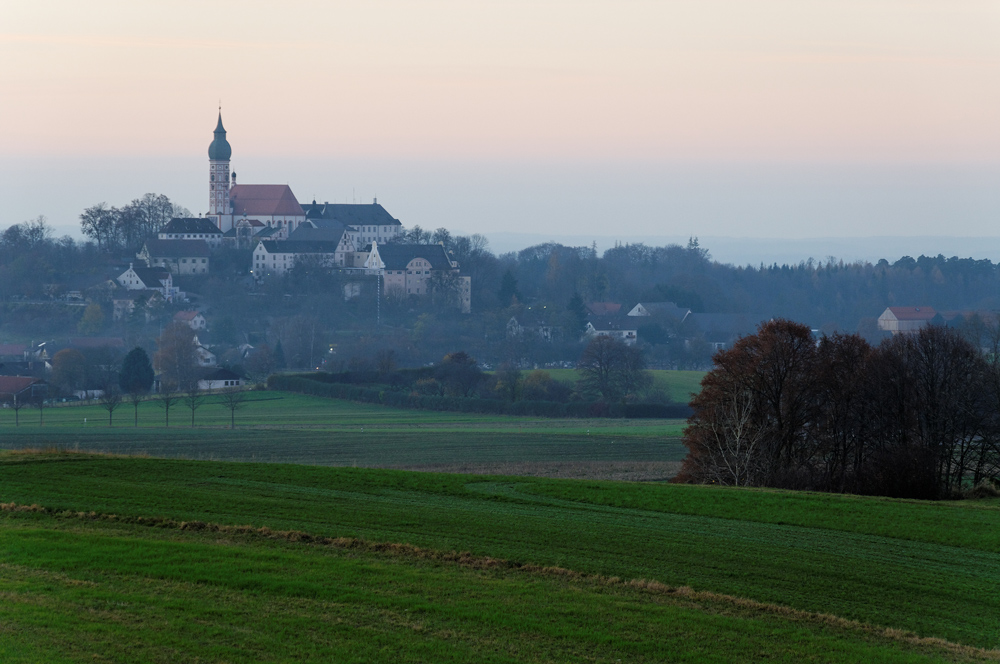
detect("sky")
[1,1,998,262]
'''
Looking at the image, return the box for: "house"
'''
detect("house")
[627,302,691,323]
[192,335,216,367]
[877,307,937,335]
[365,242,471,312]
[197,367,242,391]
[174,311,207,330]
[252,240,342,279]
[0,344,28,361]
[584,316,638,346]
[300,199,403,247]
[116,264,180,300]
[157,217,224,247]
[0,376,47,404]
[137,239,211,275]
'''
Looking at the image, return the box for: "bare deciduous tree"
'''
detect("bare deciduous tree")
[217,386,247,430]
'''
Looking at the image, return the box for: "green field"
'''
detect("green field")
[542,368,706,400]
[0,453,998,662]
[0,392,687,479]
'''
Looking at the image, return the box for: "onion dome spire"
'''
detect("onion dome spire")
[208,112,232,160]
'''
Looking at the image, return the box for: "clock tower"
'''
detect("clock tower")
[208,112,233,228]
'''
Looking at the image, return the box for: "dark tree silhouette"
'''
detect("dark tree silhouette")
[577,336,651,403]
[120,347,154,427]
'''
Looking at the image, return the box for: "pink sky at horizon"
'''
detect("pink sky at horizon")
[3,1,999,249]
[3,1,998,163]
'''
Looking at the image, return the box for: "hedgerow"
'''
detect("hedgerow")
[268,374,692,419]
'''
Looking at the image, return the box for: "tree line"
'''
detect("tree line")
[79,193,189,254]
[11,195,1000,374]
[678,319,1000,499]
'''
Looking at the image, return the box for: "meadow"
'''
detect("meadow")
[0,453,998,662]
[0,392,687,480]
[541,368,706,400]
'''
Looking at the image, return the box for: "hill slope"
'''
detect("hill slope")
[0,453,998,662]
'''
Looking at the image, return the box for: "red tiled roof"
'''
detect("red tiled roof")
[0,344,27,356]
[885,307,937,321]
[174,311,200,321]
[229,185,304,217]
[0,376,43,396]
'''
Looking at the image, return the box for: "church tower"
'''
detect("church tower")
[208,112,232,223]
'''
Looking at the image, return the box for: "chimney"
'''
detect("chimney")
[373,197,377,205]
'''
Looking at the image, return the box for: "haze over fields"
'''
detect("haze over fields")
[2,1,998,262]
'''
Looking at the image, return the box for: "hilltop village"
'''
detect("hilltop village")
[0,115,999,402]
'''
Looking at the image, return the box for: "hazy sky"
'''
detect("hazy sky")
[2,1,998,256]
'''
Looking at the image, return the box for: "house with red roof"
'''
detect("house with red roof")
[0,376,47,403]
[0,344,28,360]
[174,311,207,331]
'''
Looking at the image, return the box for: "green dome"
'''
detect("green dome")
[208,113,232,161]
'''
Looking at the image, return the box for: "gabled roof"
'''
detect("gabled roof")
[159,217,223,235]
[257,240,341,254]
[142,239,211,258]
[229,184,304,217]
[0,376,44,396]
[302,201,402,226]
[174,311,203,322]
[586,316,637,331]
[287,220,348,244]
[126,267,171,288]
[375,243,453,270]
[586,302,621,316]
[113,289,161,302]
[223,222,273,238]
[881,306,937,321]
[628,302,691,321]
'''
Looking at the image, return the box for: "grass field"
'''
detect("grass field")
[0,391,687,480]
[1,452,999,662]
[542,368,706,400]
